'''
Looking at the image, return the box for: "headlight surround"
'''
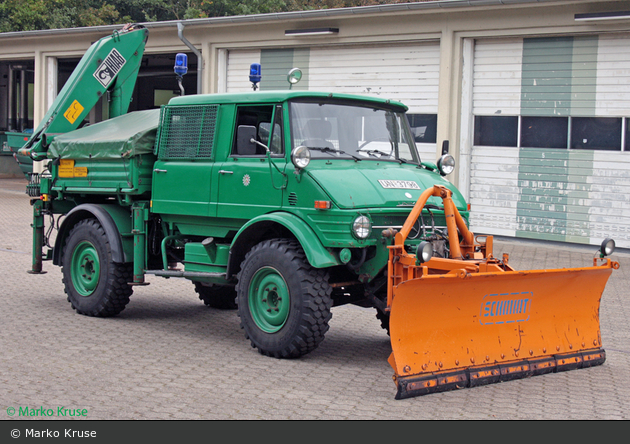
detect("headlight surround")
[437,154,455,176]
[291,146,311,169]
[600,238,615,257]
[352,215,372,240]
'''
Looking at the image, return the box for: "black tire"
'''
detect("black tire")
[236,239,333,358]
[375,308,390,336]
[194,281,237,309]
[61,218,133,317]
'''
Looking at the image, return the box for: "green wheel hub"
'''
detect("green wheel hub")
[248,267,290,333]
[70,240,100,296]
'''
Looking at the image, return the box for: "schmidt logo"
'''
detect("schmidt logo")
[480,292,532,325]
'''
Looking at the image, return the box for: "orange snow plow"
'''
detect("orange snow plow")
[386,185,619,399]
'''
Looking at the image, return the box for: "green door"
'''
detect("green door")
[151,160,214,217]
[216,104,286,219]
[216,157,284,219]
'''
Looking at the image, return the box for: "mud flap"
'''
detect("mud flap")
[388,265,612,399]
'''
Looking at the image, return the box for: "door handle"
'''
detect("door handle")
[153,169,167,173]
[219,170,234,175]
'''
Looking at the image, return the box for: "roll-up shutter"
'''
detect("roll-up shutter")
[468,36,630,248]
[225,49,260,92]
[307,43,439,114]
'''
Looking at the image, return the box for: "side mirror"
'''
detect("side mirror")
[441,140,449,155]
[236,125,257,155]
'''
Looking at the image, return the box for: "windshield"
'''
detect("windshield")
[290,101,420,164]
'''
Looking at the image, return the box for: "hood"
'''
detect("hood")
[307,162,466,210]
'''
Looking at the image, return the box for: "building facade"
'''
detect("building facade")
[1,0,629,248]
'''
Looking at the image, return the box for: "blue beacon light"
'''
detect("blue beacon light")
[250,63,261,90]
[174,53,188,76]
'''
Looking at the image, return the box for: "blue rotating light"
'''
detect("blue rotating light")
[250,63,261,90]
[174,53,188,76]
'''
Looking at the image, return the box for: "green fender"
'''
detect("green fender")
[53,204,133,265]
[228,212,341,276]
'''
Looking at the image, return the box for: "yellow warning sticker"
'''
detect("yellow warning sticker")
[58,159,88,178]
[58,159,75,178]
[73,167,88,177]
[63,100,84,124]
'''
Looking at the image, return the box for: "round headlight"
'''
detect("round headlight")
[600,238,615,257]
[352,215,372,240]
[437,154,455,176]
[291,146,311,169]
[416,241,433,264]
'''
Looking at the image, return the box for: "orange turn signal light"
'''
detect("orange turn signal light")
[314,200,332,210]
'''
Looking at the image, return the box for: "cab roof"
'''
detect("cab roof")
[167,90,408,112]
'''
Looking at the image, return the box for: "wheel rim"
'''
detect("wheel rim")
[248,266,290,333]
[70,240,100,296]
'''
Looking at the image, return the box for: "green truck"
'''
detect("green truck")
[22,25,461,357]
[28,86,463,355]
[23,25,617,399]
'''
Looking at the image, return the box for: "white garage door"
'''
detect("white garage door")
[468,35,630,248]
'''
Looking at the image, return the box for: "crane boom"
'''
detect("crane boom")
[20,24,148,161]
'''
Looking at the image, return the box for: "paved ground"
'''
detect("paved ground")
[0,177,628,420]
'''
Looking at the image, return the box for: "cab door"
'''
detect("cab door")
[151,160,213,217]
[150,104,219,217]
[216,104,286,219]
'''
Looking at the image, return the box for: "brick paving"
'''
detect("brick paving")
[0,177,628,420]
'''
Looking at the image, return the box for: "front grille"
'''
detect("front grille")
[371,211,448,240]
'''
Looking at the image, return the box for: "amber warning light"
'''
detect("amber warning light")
[314,201,332,210]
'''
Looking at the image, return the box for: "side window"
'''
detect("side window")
[407,114,437,144]
[233,105,283,156]
[270,105,283,154]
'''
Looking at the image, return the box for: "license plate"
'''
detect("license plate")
[378,180,420,190]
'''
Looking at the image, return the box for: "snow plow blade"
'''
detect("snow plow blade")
[386,185,618,399]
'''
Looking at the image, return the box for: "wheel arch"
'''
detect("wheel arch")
[53,204,133,266]
[226,212,341,279]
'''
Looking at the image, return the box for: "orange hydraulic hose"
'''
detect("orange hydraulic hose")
[395,185,475,259]
[395,186,445,247]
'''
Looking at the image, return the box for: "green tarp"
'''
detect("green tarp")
[48,109,160,159]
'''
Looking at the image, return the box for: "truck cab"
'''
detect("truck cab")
[149,91,466,295]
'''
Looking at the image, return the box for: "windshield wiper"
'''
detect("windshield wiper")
[363,149,409,164]
[308,146,361,161]
[363,149,392,158]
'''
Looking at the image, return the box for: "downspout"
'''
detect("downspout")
[177,22,203,94]
[7,66,16,131]
[19,68,28,131]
